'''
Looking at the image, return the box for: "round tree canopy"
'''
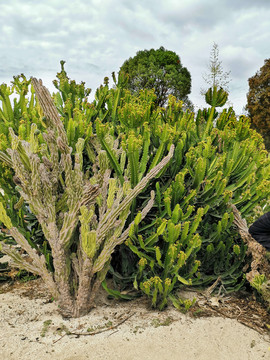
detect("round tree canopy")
[119,46,192,107]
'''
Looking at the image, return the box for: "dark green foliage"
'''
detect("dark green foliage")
[119,46,192,107]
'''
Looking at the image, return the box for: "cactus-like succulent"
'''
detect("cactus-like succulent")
[205,86,228,107]
[0,78,174,317]
[0,65,269,312]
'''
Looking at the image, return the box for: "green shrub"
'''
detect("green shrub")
[93,83,270,309]
[0,64,269,313]
[0,78,173,317]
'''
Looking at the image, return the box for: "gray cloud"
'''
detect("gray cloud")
[0,0,270,112]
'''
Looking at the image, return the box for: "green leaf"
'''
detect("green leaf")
[101,280,136,300]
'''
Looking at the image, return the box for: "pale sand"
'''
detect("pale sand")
[0,280,269,360]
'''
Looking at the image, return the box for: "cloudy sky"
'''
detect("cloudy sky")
[0,0,269,113]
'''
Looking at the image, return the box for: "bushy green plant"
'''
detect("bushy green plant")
[93,83,270,309]
[0,78,173,317]
[0,75,45,193]
[0,65,108,276]
[0,76,52,276]
[0,64,269,313]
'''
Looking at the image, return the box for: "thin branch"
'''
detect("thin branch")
[53,312,136,343]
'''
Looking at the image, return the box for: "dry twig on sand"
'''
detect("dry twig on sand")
[53,312,136,344]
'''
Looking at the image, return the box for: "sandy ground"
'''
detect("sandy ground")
[0,279,270,360]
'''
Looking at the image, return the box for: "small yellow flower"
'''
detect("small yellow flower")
[138,258,147,267]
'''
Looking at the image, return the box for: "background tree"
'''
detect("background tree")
[119,46,192,108]
[246,59,270,149]
[201,43,231,95]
